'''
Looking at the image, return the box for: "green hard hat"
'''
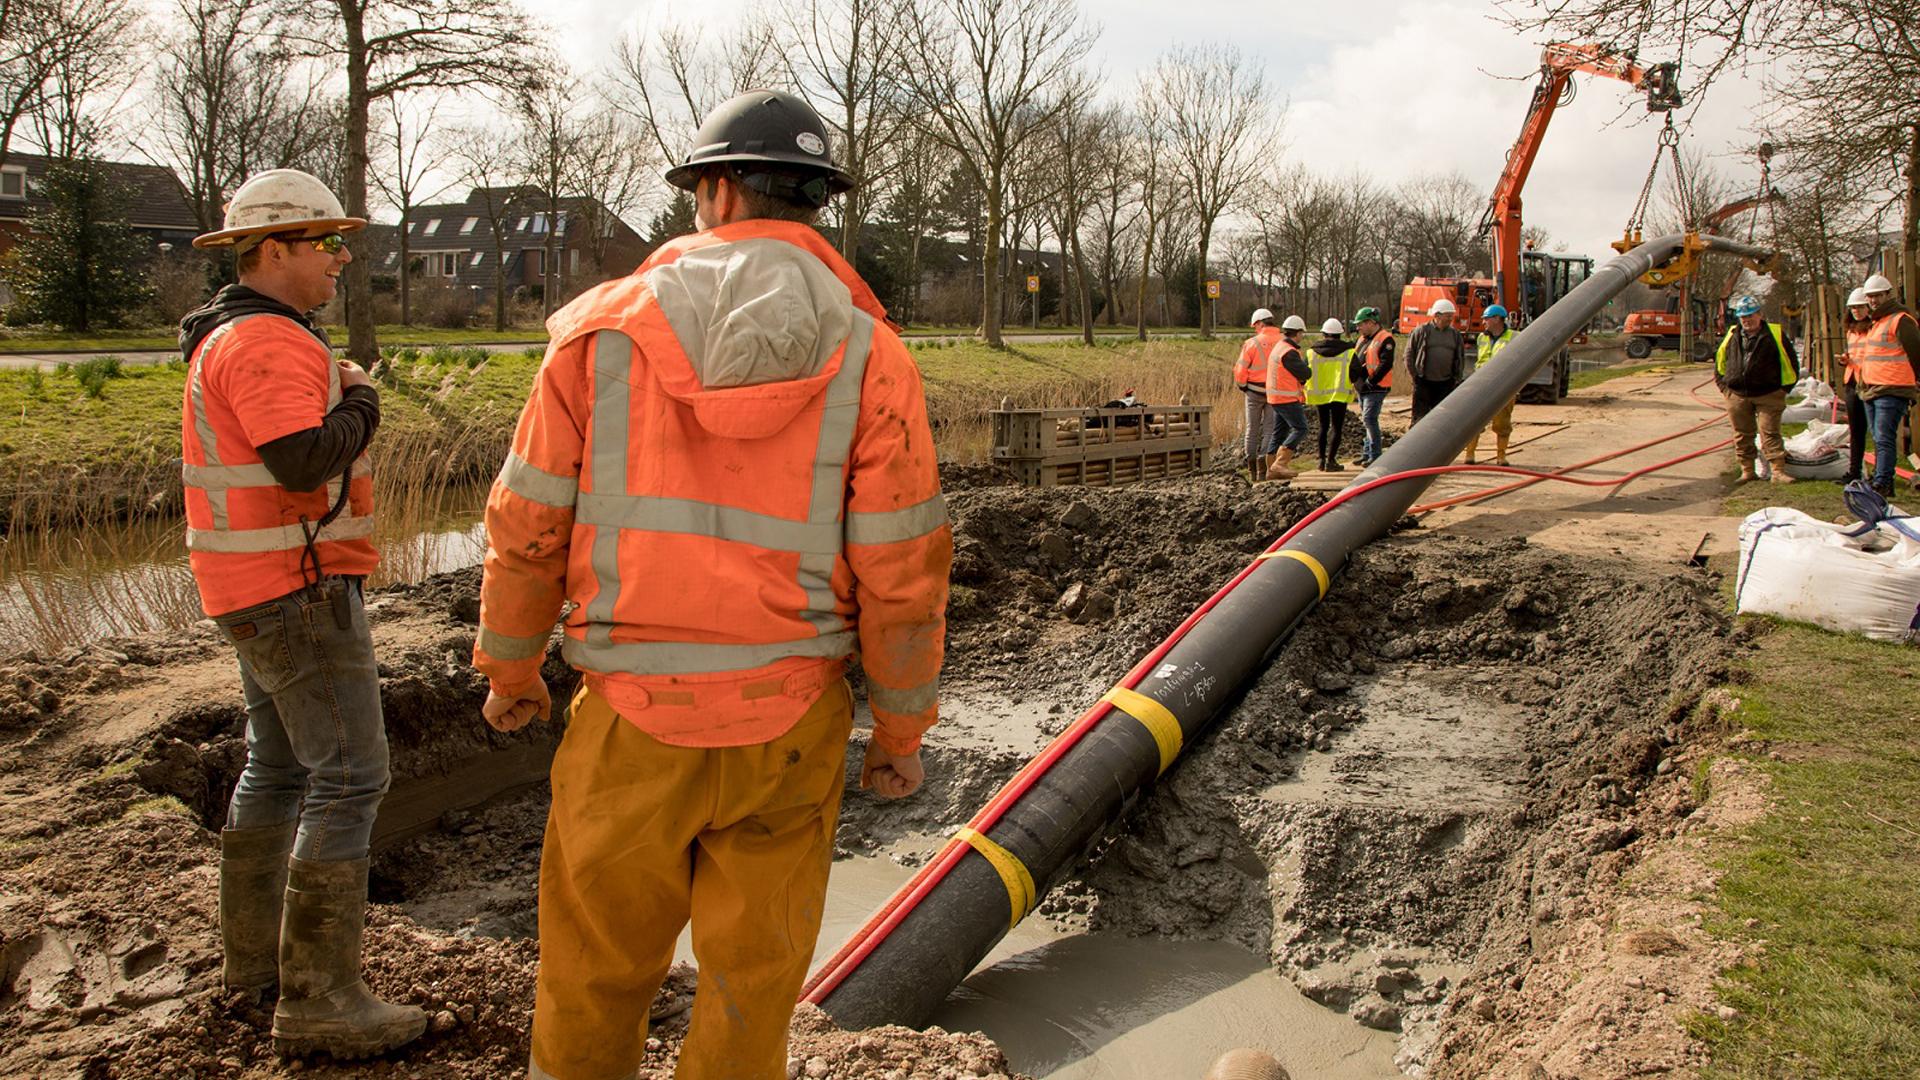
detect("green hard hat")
[1353,306,1382,325]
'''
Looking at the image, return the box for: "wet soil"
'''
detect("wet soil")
[0,449,1756,1080]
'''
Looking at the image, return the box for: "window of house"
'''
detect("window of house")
[384,252,398,266]
[570,249,579,273]
[460,217,478,235]
[514,218,530,232]
[530,214,549,234]
[470,252,485,267]
[0,167,24,199]
[424,219,442,235]
[438,252,458,277]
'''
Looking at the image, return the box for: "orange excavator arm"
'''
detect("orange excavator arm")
[1480,43,1683,314]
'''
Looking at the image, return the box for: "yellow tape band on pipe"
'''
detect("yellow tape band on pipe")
[1257,548,1330,597]
[1101,686,1183,775]
[956,827,1037,931]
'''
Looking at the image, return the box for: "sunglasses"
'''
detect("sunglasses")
[271,231,347,254]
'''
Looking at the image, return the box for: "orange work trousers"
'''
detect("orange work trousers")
[529,681,853,1080]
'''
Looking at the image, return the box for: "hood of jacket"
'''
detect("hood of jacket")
[548,222,885,441]
[178,284,330,361]
[1309,336,1351,357]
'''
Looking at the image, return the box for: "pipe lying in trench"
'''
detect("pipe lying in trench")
[804,232,1775,1030]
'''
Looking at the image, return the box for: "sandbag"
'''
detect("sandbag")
[1781,420,1853,479]
[1736,506,1920,642]
[1781,377,1840,425]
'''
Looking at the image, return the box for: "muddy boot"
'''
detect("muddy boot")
[1768,458,1795,484]
[221,821,297,1000]
[273,858,427,1059]
[1495,434,1510,467]
[1254,454,1267,482]
[1268,449,1297,481]
[1737,460,1757,483]
[1245,455,1260,482]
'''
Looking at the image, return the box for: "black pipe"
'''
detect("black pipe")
[812,233,1772,1030]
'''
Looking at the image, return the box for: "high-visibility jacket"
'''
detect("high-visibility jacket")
[1475,328,1514,376]
[472,220,951,755]
[1852,309,1920,387]
[181,315,377,617]
[1235,326,1281,392]
[1716,321,1796,394]
[1304,339,1354,405]
[1265,340,1307,405]
[1356,330,1393,391]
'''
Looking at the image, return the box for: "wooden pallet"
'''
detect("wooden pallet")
[990,404,1213,488]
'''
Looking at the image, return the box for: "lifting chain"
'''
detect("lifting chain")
[1627,114,1687,236]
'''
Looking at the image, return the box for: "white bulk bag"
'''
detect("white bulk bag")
[1736,506,1920,642]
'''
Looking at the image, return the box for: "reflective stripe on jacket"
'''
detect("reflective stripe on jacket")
[1474,329,1514,377]
[1265,342,1306,404]
[1358,330,1393,391]
[1715,321,1796,393]
[1854,310,1920,387]
[181,314,377,616]
[1235,326,1281,392]
[473,220,951,754]
[1304,340,1354,405]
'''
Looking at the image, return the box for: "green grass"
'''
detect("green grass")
[1692,620,1920,1079]
[0,324,550,352]
[1570,361,1683,391]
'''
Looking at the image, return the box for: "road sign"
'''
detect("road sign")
[1026,275,1040,293]
[1206,281,1220,298]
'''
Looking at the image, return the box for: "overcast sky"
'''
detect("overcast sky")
[541,0,1775,269]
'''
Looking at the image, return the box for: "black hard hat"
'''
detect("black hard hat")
[664,89,856,200]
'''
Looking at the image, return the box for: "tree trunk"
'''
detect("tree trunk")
[1196,222,1213,338]
[399,211,412,326]
[339,0,377,362]
[981,187,1004,347]
[1135,225,1154,342]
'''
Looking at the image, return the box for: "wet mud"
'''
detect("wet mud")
[0,460,1740,1079]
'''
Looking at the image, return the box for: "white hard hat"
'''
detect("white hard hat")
[1321,318,1345,335]
[1847,287,1871,307]
[1430,298,1457,315]
[1281,315,1307,331]
[1250,308,1275,326]
[1863,273,1895,295]
[194,168,367,249]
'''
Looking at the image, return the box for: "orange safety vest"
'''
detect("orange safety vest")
[181,315,377,617]
[1853,309,1919,387]
[1265,340,1305,404]
[1358,330,1394,390]
[1235,325,1281,391]
[473,220,951,755]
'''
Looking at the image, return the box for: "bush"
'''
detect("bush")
[426,344,458,367]
[23,368,47,400]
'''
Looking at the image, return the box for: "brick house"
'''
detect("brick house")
[373,186,645,305]
[0,151,199,259]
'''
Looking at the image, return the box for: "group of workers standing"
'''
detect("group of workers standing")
[1236,297,1522,481]
[181,89,951,1080]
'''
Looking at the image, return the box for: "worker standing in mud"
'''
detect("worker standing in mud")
[1853,273,1920,496]
[1262,315,1314,480]
[1235,308,1282,480]
[1349,307,1395,467]
[1463,305,1517,466]
[1404,298,1465,424]
[471,89,951,1080]
[1714,295,1800,485]
[179,169,427,1058]
[1304,317,1355,472]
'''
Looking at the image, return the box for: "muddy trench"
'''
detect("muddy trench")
[0,463,1735,1080]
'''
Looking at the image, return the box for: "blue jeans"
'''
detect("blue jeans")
[1264,402,1308,454]
[217,578,391,862]
[1866,394,1912,486]
[1358,392,1387,462]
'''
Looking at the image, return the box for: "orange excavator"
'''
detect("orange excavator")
[1398,42,1682,402]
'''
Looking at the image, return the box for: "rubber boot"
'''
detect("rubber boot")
[1254,454,1267,482]
[1267,448,1297,481]
[221,821,297,1000]
[273,857,428,1059]
[1768,457,1795,484]
[1245,455,1260,482]
[1737,460,1757,483]
[1495,434,1510,467]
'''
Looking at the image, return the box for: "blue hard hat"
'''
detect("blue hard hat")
[1482,304,1508,320]
[1730,295,1762,317]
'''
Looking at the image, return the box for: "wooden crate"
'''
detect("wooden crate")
[990,403,1213,488]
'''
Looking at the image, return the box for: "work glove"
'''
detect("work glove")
[860,740,924,799]
[482,679,552,732]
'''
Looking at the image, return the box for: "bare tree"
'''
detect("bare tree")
[0,0,140,163]
[1084,108,1144,327]
[447,125,527,332]
[605,17,789,168]
[1142,43,1276,339]
[566,113,654,283]
[371,92,454,326]
[1129,88,1181,340]
[1392,170,1486,282]
[894,0,1096,346]
[1036,96,1117,343]
[272,0,546,360]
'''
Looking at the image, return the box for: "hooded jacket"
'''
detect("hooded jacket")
[472,220,951,754]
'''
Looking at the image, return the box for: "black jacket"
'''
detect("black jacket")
[1716,319,1799,398]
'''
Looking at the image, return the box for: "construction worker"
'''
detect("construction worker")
[1262,315,1314,480]
[1855,273,1920,495]
[1464,304,1517,466]
[1234,308,1281,480]
[1715,294,1800,485]
[179,169,427,1058]
[1304,317,1354,471]
[1348,306,1395,466]
[1405,297,1465,424]
[471,89,951,1080]
[1841,287,1873,483]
